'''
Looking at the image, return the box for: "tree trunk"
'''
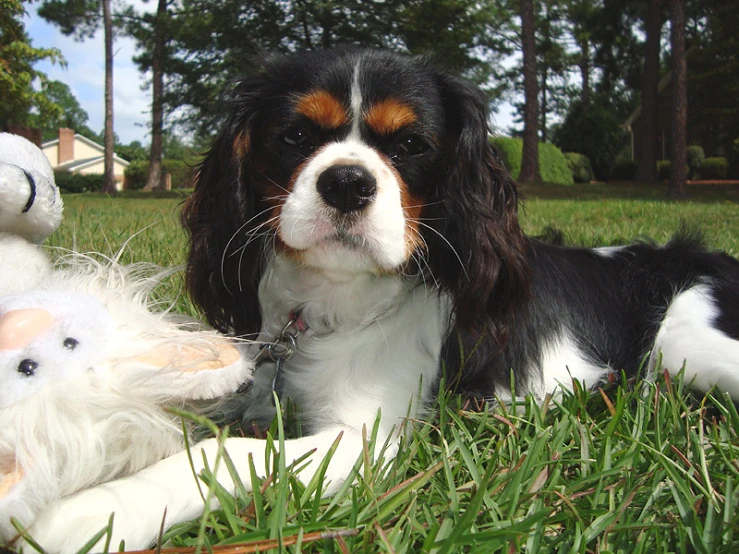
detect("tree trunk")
[540,66,548,143]
[668,0,687,199]
[519,0,540,182]
[102,0,116,194]
[580,38,590,108]
[144,0,167,192]
[635,0,662,182]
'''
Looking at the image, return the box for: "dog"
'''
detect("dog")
[21,49,739,552]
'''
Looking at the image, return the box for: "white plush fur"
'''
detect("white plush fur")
[0,244,252,542]
[0,133,63,244]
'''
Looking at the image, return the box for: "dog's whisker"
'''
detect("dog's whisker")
[414,221,469,281]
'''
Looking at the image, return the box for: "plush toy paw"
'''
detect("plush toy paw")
[0,133,63,244]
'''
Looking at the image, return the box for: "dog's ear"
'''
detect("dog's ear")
[429,74,530,346]
[181,76,269,337]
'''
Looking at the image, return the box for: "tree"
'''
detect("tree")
[635,0,663,182]
[27,80,90,140]
[668,0,687,198]
[122,0,175,191]
[519,0,541,182]
[0,0,64,129]
[39,0,118,194]
[163,0,510,139]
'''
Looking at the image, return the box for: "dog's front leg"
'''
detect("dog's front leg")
[20,427,370,554]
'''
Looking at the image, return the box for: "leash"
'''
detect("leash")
[250,310,308,404]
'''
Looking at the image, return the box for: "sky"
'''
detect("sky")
[24,4,518,147]
[25,2,154,145]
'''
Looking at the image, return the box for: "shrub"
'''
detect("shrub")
[656,160,690,181]
[489,136,521,179]
[564,152,594,183]
[539,143,574,185]
[686,145,705,179]
[54,171,104,193]
[701,157,729,180]
[611,160,638,181]
[729,138,739,179]
[489,137,573,186]
[553,101,628,180]
[124,160,148,190]
[124,159,195,190]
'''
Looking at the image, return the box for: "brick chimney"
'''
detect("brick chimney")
[58,128,75,164]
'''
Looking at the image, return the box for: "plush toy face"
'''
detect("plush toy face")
[0,291,114,409]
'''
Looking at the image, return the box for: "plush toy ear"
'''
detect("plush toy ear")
[132,337,252,401]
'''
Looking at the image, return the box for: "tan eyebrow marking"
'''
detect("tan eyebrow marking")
[364,98,417,135]
[233,130,250,160]
[295,90,349,129]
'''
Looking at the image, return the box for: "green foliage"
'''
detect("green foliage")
[0,0,65,127]
[701,157,729,180]
[656,160,691,181]
[611,159,638,181]
[124,159,196,190]
[116,140,148,162]
[686,145,705,179]
[53,171,104,193]
[539,142,574,185]
[564,152,594,183]
[490,136,522,179]
[553,100,627,180]
[490,137,573,185]
[37,0,101,39]
[27,80,90,141]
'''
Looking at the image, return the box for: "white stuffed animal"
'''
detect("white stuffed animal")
[0,238,253,542]
[0,133,63,244]
[0,134,254,542]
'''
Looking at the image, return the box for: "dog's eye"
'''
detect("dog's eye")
[283,127,313,148]
[395,135,428,157]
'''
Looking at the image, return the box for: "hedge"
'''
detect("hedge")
[701,157,729,180]
[657,160,689,181]
[564,152,594,183]
[489,137,573,186]
[611,160,638,181]
[124,159,196,190]
[54,171,104,193]
[686,145,705,179]
[657,157,728,180]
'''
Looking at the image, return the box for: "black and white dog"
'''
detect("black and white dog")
[22,49,739,552]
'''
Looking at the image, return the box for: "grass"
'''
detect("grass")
[30,183,739,553]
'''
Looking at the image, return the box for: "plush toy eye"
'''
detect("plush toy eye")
[18,359,38,377]
[63,337,79,350]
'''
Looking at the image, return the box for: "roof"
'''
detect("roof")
[42,133,130,168]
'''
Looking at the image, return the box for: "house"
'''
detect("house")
[42,128,130,190]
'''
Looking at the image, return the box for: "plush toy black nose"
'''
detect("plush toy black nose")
[18,359,38,376]
[316,164,377,213]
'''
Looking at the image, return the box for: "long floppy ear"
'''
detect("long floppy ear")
[181,76,269,337]
[429,74,530,346]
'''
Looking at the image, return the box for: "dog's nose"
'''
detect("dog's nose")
[316,164,377,213]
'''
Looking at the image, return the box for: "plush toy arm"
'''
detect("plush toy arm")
[0,233,52,296]
[130,337,253,401]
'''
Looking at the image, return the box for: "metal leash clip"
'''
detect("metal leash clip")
[253,311,306,403]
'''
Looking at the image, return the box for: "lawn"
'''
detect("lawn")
[35,183,739,553]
